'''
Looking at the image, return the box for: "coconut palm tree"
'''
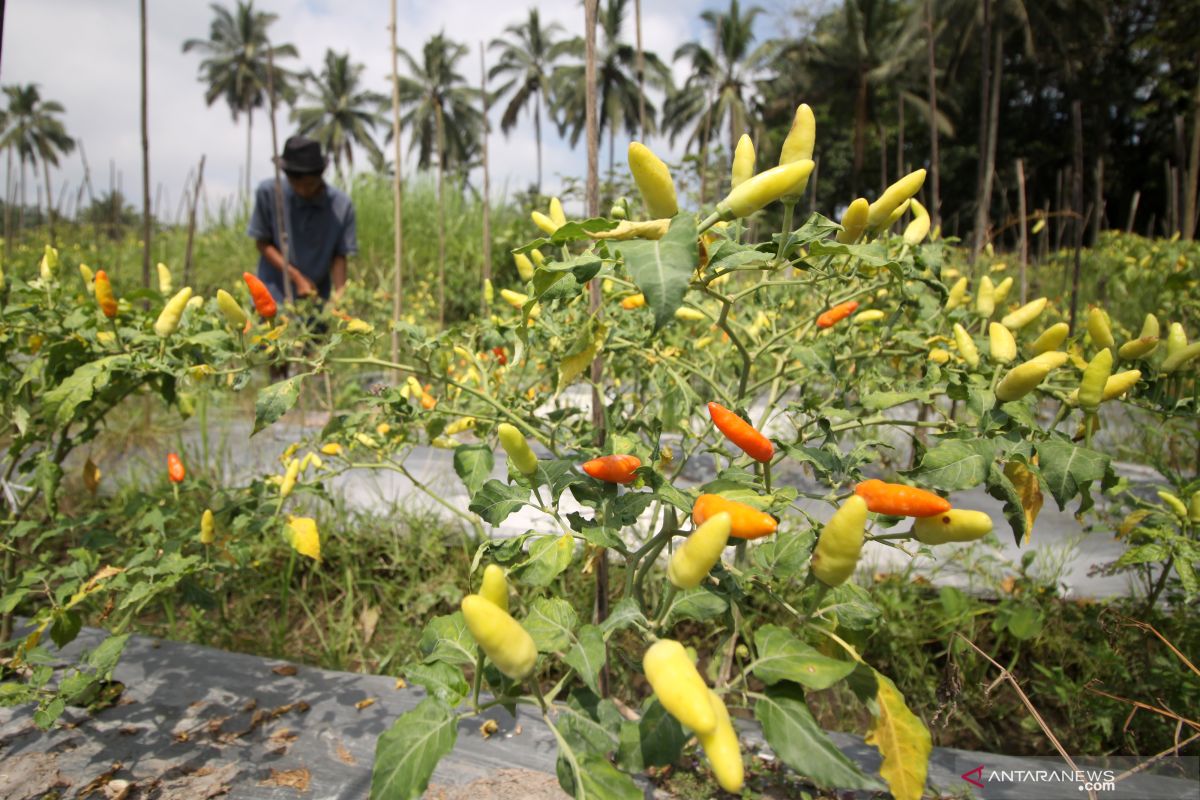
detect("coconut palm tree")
[182,0,299,199]
[397,32,483,326]
[552,0,672,175]
[293,50,386,181]
[488,9,567,192]
[0,84,75,244]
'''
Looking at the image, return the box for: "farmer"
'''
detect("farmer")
[246,134,357,306]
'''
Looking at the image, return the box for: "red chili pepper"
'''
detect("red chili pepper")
[816,300,859,329]
[707,402,773,463]
[243,272,277,319]
[492,346,508,366]
[167,452,186,484]
[853,478,949,517]
[581,454,642,484]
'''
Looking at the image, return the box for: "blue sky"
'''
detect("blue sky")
[0,0,807,224]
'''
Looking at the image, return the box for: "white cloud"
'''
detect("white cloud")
[0,0,778,226]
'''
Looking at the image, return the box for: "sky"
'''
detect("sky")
[0,0,801,224]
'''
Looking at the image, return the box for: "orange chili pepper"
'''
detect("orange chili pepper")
[167,452,186,484]
[816,300,859,329]
[853,478,949,517]
[692,493,777,540]
[94,270,118,319]
[243,272,277,319]
[581,454,642,484]
[707,402,773,463]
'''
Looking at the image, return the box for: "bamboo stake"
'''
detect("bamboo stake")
[183,155,206,285]
[139,0,151,287]
[1016,158,1028,303]
[389,0,405,362]
[265,43,293,303]
[479,42,492,319]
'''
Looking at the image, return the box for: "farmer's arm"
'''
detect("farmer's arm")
[255,240,316,296]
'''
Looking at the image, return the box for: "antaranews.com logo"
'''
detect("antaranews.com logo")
[952,755,1198,799]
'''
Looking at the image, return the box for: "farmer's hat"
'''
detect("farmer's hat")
[275,135,327,175]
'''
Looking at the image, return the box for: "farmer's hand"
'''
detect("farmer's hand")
[288,267,317,297]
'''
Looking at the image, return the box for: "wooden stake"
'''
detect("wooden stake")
[389,0,405,362]
[1016,158,1028,303]
[1126,190,1140,234]
[183,155,206,285]
[139,0,151,287]
[265,43,293,303]
[479,42,492,319]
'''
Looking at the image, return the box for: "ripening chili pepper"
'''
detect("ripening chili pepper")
[621,293,647,310]
[975,276,996,318]
[995,356,1057,401]
[243,272,277,319]
[82,458,101,494]
[709,160,814,224]
[993,276,1014,305]
[79,263,95,293]
[167,452,186,484]
[1166,322,1188,358]
[492,346,508,365]
[836,198,870,244]
[731,134,755,190]
[697,689,744,793]
[548,197,567,228]
[780,103,816,166]
[854,479,950,517]
[498,423,539,477]
[903,199,930,245]
[200,508,215,545]
[280,458,301,499]
[692,493,777,540]
[642,639,717,735]
[94,270,118,319]
[989,322,1017,364]
[514,252,535,282]
[39,245,58,281]
[581,454,641,484]
[707,402,774,463]
[866,169,926,232]
[1077,348,1113,412]
[157,262,173,295]
[1119,328,1159,360]
[1001,297,1048,330]
[817,300,859,329]
[668,511,732,590]
[810,495,868,587]
[1162,342,1200,373]
[479,564,509,613]
[215,289,248,328]
[913,508,993,544]
[1067,369,1143,405]
[944,277,969,311]
[1030,323,1070,355]
[588,219,671,240]
[953,324,980,368]
[1087,307,1115,350]
[154,287,193,337]
[461,593,537,680]
[1158,490,1188,518]
[628,142,679,219]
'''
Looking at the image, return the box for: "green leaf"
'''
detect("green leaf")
[453,444,494,497]
[253,376,302,434]
[404,662,469,706]
[564,754,643,800]
[512,534,574,587]
[754,683,881,790]
[751,531,813,577]
[42,355,127,426]
[985,463,1028,546]
[370,697,458,800]
[564,625,606,694]
[1005,606,1044,641]
[524,597,578,653]
[861,389,934,411]
[85,634,129,676]
[617,698,687,772]
[808,238,896,269]
[913,439,996,491]
[615,215,698,331]
[49,610,82,649]
[665,587,728,626]
[468,479,528,525]
[1035,439,1112,514]
[752,625,855,690]
[599,598,648,639]
[418,612,476,666]
[559,689,622,755]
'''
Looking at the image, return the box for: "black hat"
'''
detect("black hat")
[275,135,327,174]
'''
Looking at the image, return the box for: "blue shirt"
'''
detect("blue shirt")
[246,178,357,302]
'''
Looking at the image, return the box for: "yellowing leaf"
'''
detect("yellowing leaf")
[1003,461,1044,544]
[1118,509,1152,538]
[284,516,321,561]
[557,320,607,394]
[864,672,931,800]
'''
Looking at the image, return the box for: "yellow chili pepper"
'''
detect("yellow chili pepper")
[79,263,95,293]
[996,355,1060,401]
[479,564,509,613]
[975,276,996,318]
[642,639,717,734]
[854,309,885,324]
[497,422,538,477]
[531,210,558,235]
[810,495,868,587]
[667,512,732,590]
[913,509,993,544]
[697,689,744,793]
[154,287,193,338]
[710,160,814,223]
[461,594,537,680]
[953,323,979,368]
[836,198,870,244]
[1001,297,1048,330]
[514,252,535,282]
[731,134,755,189]
[1158,490,1188,518]
[1030,322,1070,355]
[280,458,301,499]
[992,276,1013,305]
[1077,348,1113,413]
[1162,342,1200,373]
[200,508,215,545]
[157,262,173,294]
[216,289,248,328]
[944,277,969,311]
[866,169,926,231]
[903,199,930,245]
[628,142,678,219]
[988,322,1017,364]
[588,219,670,240]
[1087,307,1115,350]
[548,197,567,228]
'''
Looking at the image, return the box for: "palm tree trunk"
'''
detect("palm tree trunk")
[925,0,941,230]
[246,109,254,203]
[389,0,405,362]
[699,110,711,206]
[43,158,55,246]
[140,0,151,288]
[535,92,543,193]
[435,102,447,327]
